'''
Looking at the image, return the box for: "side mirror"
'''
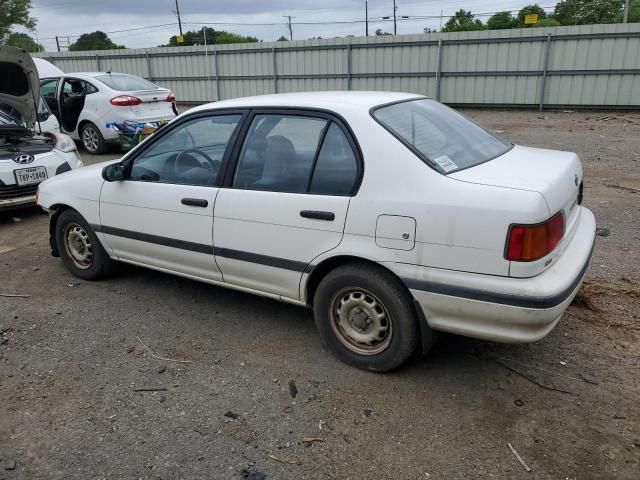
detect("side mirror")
[102,163,126,182]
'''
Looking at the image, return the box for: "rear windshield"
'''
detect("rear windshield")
[372,99,511,173]
[95,74,158,92]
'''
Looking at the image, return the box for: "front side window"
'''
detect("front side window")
[40,79,58,98]
[129,114,242,186]
[372,99,511,173]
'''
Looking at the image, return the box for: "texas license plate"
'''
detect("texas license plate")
[14,166,48,186]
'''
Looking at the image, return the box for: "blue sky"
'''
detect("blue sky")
[26,0,553,52]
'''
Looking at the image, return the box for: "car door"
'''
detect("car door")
[40,78,61,122]
[214,110,362,300]
[98,111,246,281]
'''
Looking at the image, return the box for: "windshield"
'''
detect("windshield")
[95,74,159,91]
[372,99,511,174]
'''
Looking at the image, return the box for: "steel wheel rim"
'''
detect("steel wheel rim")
[329,287,393,356]
[82,126,99,152]
[63,223,93,269]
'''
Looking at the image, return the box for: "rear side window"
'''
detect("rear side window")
[95,74,158,91]
[372,99,511,173]
[309,123,358,195]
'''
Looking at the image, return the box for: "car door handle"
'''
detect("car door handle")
[300,210,335,221]
[181,198,208,207]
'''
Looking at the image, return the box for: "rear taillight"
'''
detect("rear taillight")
[505,212,565,262]
[166,92,176,103]
[110,95,142,106]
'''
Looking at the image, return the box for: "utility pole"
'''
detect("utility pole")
[283,15,295,40]
[174,0,183,36]
[365,1,369,36]
[55,36,61,52]
[624,0,630,23]
[393,0,397,35]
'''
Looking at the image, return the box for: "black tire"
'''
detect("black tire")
[80,122,107,154]
[55,209,115,280]
[313,263,421,372]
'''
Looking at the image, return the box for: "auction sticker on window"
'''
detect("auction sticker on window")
[433,155,458,173]
[14,166,48,186]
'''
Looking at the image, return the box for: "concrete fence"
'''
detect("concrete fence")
[36,23,640,109]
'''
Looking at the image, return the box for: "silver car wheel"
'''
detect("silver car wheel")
[63,223,93,269]
[82,125,99,152]
[329,288,393,356]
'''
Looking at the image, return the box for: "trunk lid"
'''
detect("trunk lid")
[128,88,174,120]
[450,145,583,219]
[0,46,40,128]
[450,145,585,278]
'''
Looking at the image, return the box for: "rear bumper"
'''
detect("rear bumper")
[387,207,596,343]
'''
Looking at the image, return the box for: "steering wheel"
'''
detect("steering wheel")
[173,148,219,176]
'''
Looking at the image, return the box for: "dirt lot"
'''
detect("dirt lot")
[1,110,639,480]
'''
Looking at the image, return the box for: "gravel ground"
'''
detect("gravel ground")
[1,109,639,480]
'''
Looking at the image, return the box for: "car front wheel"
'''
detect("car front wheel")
[80,122,107,154]
[55,209,115,280]
[313,263,420,372]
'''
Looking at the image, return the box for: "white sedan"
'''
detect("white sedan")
[1,46,83,211]
[37,92,596,371]
[40,72,177,154]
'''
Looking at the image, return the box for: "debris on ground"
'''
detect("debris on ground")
[302,436,325,445]
[581,373,600,385]
[241,469,266,480]
[288,380,297,398]
[605,183,640,194]
[514,399,525,407]
[596,227,611,237]
[507,442,531,472]
[157,364,167,374]
[12,217,21,223]
[363,408,375,417]
[581,278,640,298]
[4,459,16,470]
[224,411,239,419]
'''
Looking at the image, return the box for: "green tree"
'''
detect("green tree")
[617,0,640,21]
[164,28,258,47]
[0,0,36,42]
[442,9,486,32]
[486,11,518,30]
[554,0,624,25]
[534,17,562,27]
[375,28,392,35]
[6,31,42,51]
[517,4,547,26]
[69,31,124,51]
[277,35,289,41]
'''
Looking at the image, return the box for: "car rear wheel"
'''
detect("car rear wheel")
[56,209,115,280]
[313,263,420,372]
[80,122,107,154]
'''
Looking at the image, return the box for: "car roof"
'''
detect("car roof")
[190,91,426,114]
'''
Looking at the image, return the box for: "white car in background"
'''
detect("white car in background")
[40,72,178,154]
[1,46,82,211]
[37,91,596,371]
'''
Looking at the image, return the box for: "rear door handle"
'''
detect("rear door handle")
[300,210,335,221]
[181,198,208,207]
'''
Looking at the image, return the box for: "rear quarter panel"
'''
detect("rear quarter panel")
[330,110,549,277]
